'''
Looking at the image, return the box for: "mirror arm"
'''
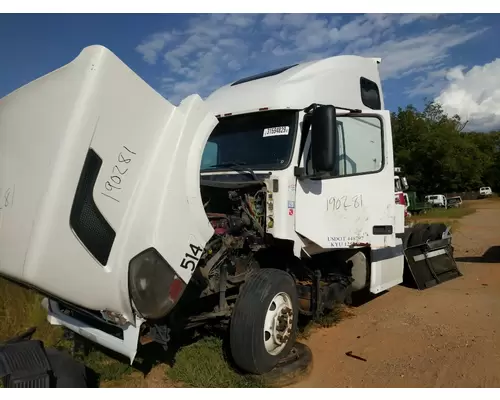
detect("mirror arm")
[294,166,306,178]
[303,103,322,114]
[294,166,332,180]
[303,103,362,114]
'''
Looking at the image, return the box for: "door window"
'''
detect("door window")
[306,115,384,177]
[360,77,381,110]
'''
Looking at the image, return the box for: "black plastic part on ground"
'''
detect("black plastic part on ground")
[44,348,89,388]
[0,340,52,387]
[0,337,90,388]
[403,223,461,290]
[258,342,313,387]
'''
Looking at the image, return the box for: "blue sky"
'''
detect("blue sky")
[1,13,499,130]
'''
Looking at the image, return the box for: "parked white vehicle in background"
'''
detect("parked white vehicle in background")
[0,45,460,376]
[479,187,493,198]
[446,196,462,208]
[425,194,447,208]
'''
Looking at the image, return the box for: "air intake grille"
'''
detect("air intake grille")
[70,149,116,265]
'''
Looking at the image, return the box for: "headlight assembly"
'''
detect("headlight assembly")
[128,248,185,320]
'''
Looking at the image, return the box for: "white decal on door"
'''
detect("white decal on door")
[327,235,365,247]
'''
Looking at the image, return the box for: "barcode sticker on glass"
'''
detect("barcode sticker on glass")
[263,126,289,137]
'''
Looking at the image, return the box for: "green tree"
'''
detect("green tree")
[391,101,500,195]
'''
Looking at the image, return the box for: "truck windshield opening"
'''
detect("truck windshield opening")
[201,110,298,171]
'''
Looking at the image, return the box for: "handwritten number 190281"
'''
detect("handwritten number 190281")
[101,146,136,203]
[326,194,363,212]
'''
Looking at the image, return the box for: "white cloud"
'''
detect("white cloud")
[398,13,440,25]
[435,59,500,131]
[135,32,173,65]
[225,14,255,28]
[262,13,282,27]
[227,60,242,71]
[134,13,487,106]
[405,65,449,97]
[329,14,392,43]
[361,25,487,80]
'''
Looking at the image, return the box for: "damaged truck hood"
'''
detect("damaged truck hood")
[0,45,217,322]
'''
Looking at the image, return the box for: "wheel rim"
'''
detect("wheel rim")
[263,292,294,356]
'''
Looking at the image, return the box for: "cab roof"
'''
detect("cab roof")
[205,55,384,116]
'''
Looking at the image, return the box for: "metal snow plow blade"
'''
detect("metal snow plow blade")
[403,224,462,290]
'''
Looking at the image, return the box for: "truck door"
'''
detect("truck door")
[294,110,404,292]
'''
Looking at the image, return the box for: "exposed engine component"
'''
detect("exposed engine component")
[205,187,266,238]
[193,183,267,297]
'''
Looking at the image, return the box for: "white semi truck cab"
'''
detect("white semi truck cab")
[0,46,460,376]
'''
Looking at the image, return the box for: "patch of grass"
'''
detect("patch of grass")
[0,277,137,386]
[0,277,63,346]
[99,367,174,388]
[411,205,476,221]
[298,305,351,340]
[409,216,462,232]
[79,348,135,382]
[408,203,476,234]
[166,336,264,388]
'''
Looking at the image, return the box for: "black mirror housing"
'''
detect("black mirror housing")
[310,105,338,176]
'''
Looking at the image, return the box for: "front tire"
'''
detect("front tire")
[229,268,299,375]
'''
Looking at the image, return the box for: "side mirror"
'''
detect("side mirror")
[401,176,409,190]
[310,105,338,176]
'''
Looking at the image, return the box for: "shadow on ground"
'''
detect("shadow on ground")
[456,246,500,264]
[349,288,389,307]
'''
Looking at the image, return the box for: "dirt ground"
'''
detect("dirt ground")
[292,199,500,388]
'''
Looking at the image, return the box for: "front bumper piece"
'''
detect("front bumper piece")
[42,298,142,363]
